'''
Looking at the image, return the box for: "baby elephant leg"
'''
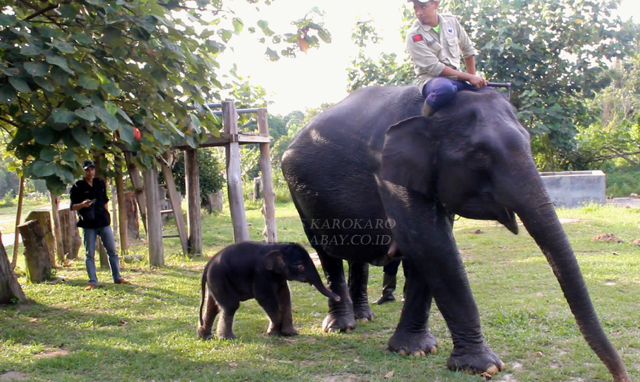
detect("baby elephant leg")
[216,299,240,340]
[255,284,291,336]
[197,287,219,340]
[277,283,296,336]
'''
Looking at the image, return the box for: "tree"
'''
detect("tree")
[0,1,331,195]
[346,0,639,170]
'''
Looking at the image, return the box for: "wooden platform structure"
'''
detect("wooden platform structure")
[116,101,277,265]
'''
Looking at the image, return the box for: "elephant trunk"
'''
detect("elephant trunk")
[306,265,341,302]
[513,175,629,382]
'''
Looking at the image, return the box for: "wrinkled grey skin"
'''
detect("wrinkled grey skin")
[197,241,340,340]
[281,86,629,381]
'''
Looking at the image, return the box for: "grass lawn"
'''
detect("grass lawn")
[1,200,639,381]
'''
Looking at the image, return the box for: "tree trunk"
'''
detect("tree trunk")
[24,211,56,267]
[17,220,54,283]
[59,208,81,261]
[50,195,64,265]
[11,175,25,270]
[0,233,28,304]
[185,148,202,255]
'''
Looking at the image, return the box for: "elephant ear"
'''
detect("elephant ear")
[264,250,286,274]
[381,116,438,195]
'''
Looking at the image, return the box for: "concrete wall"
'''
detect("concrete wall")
[539,170,606,208]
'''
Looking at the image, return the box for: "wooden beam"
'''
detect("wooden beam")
[223,101,250,243]
[257,108,277,243]
[184,149,202,255]
[160,160,189,254]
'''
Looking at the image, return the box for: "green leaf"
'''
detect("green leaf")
[79,75,100,90]
[232,18,244,34]
[46,54,74,74]
[218,29,233,43]
[32,125,54,145]
[71,127,92,148]
[102,81,121,97]
[24,62,49,76]
[119,125,134,144]
[48,39,75,54]
[75,108,96,121]
[117,108,133,124]
[51,66,71,86]
[53,108,76,124]
[62,150,76,163]
[8,78,30,93]
[33,77,55,92]
[92,132,106,149]
[0,14,17,27]
[0,85,18,104]
[72,33,94,45]
[20,44,43,56]
[40,146,57,161]
[94,107,119,131]
[104,102,118,115]
[55,167,75,184]
[32,161,56,177]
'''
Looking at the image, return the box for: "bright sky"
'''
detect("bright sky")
[219,0,640,116]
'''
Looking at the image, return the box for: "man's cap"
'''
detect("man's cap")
[83,160,95,170]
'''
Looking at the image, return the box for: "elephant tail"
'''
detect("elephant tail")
[198,269,207,328]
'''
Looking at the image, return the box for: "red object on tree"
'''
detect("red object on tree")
[133,126,141,140]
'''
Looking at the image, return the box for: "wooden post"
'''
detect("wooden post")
[18,220,54,283]
[143,167,164,266]
[184,149,202,255]
[124,192,140,240]
[59,208,81,261]
[0,234,27,303]
[114,168,129,253]
[125,152,148,234]
[223,101,250,242]
[50,195,64,265]
[257,108,277,243]
[24,211,56,267]
[11,175,25,270]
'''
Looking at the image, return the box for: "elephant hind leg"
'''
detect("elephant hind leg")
[348,262,374,322]
[216,300,240,340]
[197,287,219,340]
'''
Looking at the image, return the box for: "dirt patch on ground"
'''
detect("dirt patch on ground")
[0,372,27,381]
[33,347,69,359]
[315,374,370,382]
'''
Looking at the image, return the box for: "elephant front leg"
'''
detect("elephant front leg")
[317,252,356,332]
[273,283,297,336]
[348,262,374,322]
[387,258,437,356]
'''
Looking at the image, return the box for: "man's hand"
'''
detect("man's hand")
[80,199,94,208]
[467,74,488,89]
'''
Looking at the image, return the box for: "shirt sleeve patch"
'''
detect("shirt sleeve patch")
[412,34,424,43]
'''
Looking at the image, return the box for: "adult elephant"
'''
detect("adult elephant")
[281,86,629,381]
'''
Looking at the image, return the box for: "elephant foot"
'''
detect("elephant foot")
[388,330,438,356]
[216,330,237,340]
[196,327,213,340]
[267,326,297,337]
[446,343,506,376]
[322,312,357,333]
[353,303,374,322]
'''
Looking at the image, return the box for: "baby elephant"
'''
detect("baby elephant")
[197,241,340,340]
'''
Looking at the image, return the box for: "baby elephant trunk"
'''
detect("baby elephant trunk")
[310,277,341,302]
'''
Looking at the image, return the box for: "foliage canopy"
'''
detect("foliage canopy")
[0,0,330,194]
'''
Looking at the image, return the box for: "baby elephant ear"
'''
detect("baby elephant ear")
[381,116,437,196]
[264,250,286,273]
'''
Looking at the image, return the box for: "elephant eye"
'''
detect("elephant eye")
[468,150,492,168]
[297,265,305,272]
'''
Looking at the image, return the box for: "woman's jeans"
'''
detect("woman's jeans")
[83,226,122,284]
